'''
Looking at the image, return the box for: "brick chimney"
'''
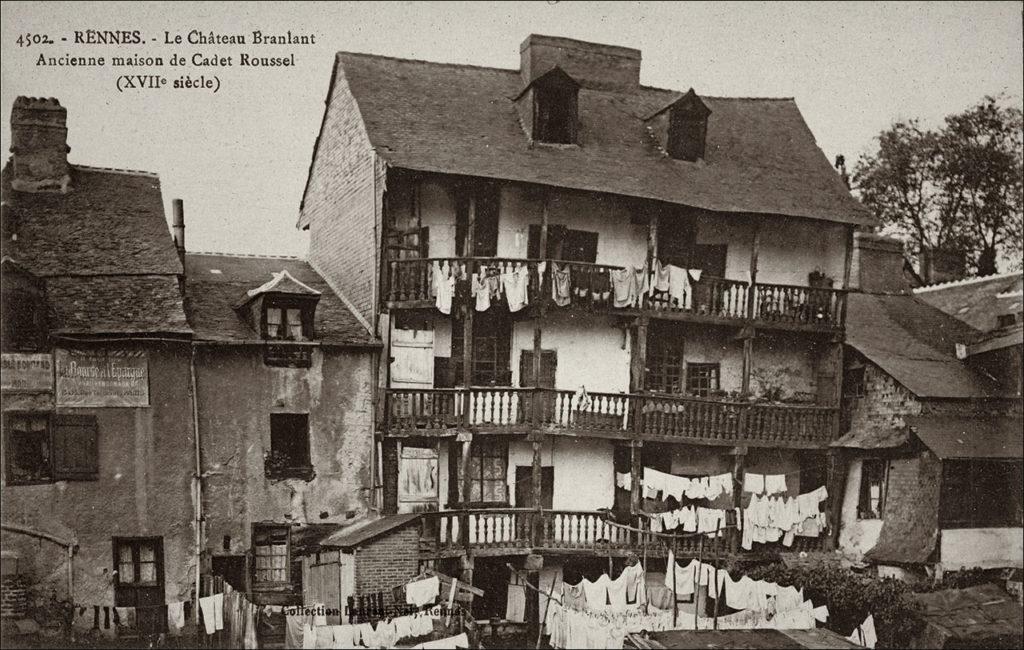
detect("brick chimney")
[849,232,912,295]
[520,35,640,92]
[9,97,70,193]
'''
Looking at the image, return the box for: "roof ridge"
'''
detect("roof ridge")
[338,50,517,75]
[187,251,304,260]
[913,271,1023,293]
[72,163,159,178]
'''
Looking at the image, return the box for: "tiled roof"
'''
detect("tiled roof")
[915,271,1023,333]
[318,51,873,227]
[845,292,1010,399]
[2,165,183,277]
[907,416,1024,459]
[2,164,191,336]
[46,275,190,335]
[184,253,376,345]
[317,513,422,550]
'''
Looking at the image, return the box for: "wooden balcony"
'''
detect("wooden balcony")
[386,388,838,448]
[384,257,846,332]
[417,509,828,558]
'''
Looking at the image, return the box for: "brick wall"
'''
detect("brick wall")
[354,525,420,597]
[846,361,922,434]
[302,60,383,329]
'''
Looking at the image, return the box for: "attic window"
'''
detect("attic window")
[530,68,579,145]
[263,301,312,341]
[666,90,711,162]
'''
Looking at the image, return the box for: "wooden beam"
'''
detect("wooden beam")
[741,335,754,397]
[647,212,658,270]
[630,440,643,515]
[630,316,649,394]
[842,225,854,290]
[538,190,550,259]
[730,447,747,554]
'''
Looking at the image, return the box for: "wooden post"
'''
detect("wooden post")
[731,446,746,554]
[630,440,643,515]
[647,212,658,271]
[740,329,755,397]
[631,316,649,438]
[747,220,760,313]
[525,561,541,643]
[531,438,543,543]
[459,433,473,547]
[461,304,474,428]
[532,324,543,424]
[825,447,848,550]
[842,225,855,290]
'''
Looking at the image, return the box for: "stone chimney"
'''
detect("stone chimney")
[849,232,912,295]
[520,35,640,92]
[171,199,185,264]
[9,97,70,193]
[920,247,966,285]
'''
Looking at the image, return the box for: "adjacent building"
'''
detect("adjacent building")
[298,34,875,617]
[835,234,1022,576]
[1,98,196,633]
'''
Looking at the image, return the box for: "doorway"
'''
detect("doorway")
[112,537,166,636]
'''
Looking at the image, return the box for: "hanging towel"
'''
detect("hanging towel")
[433,262,455,314]
[743,472,765,494]
[503,265,530,312]
[406,576,440,607]
[764,474,788,495]
[582,575,611,611]
[114,606,136,630]
[615,471,633,491]
[472,271,491,311]
[666,265,691,309]
[167,601,186,636]
[302,623,316,649]
[611,266,636,308]
[415,632,470,649]
[199,596,219,635]
[552,263,572,306]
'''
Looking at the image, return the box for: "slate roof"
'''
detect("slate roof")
[915,272,1024,333]
[845,292,1010,399]
[2,164,191,336]
[304,50,873,227]
[907,416,1024,459]
[184,253,375,345]
[911,584,1023,646]
[317,513,421,550]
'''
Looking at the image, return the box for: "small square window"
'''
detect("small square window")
[686,363,721,397]
[252,524,291,587]
[266,413,312,480]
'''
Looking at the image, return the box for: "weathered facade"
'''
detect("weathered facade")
[298,34,874,618]
[183,252,379,606]
[835,234,1022,576]
[1,98,196,626]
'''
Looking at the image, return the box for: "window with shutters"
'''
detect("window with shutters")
[252,524,291,587]
[519,350,557,388]
[3,412,98,485]
[266,413,312,481]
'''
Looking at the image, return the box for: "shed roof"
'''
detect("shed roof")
[303,51,873,228]
[318,513,421,550]
[184,253,375,345]
[845,292,1008,399]
[907,416,1024,459]
[911,584,1023,646]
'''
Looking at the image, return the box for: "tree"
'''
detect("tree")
[853,96,1023,275]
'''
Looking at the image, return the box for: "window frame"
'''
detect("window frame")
[112,536,165,589]
[262,298,314,342]
[267,413,313,480]
[452,312,512,387]
[465,438,509,506]
[646,338,684,395]
[534,83,578,145]
[686,363,721,397]
[4,412,99,486]
[857,458,888,520]
[251,524,292,589]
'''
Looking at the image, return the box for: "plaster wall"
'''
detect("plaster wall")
[940,528,1024,570]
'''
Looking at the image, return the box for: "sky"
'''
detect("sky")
[1,1,1022,257]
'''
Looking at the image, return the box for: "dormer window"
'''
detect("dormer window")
[666,89,711,162]
[517,67,580,145]
[264,302,311,341]
[236,269,322,368]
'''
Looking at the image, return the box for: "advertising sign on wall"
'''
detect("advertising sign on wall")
[0,353,54,392]
[55,349,149,407]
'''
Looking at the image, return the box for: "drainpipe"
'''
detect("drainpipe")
[0,523,76,611]
[190,344,203,624]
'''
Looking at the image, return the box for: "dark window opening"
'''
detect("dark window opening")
[465,438,508,505]
[455,184,500,257]
[4,413,98,485]
[534,85,578,144]
[940,460,1023,528]
[843,367,866,398]
[252,524,291,587]
[646,335,684,395]
[527,225,598,263]
[667,110,708,162]
[452,312,512,386]
[686,363,721,397]
[1,289,47,352]
[857,458,888,519]
[996,313,1020,328]
[267,413,312,480]
[515,465,554,509]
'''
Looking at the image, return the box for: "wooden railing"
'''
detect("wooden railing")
[753,283,847,330]
[419,509,824,556]
[384,257,846,330]
[387,388,838,447]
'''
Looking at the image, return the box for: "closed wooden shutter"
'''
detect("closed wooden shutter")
[519,350,557,388]
[51,414,98,480]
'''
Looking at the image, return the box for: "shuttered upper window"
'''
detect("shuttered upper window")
[4,413,98,485]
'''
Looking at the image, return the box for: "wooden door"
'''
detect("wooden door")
[113,537,165,636]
